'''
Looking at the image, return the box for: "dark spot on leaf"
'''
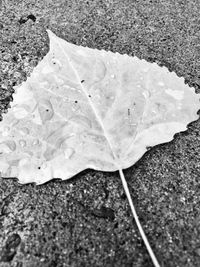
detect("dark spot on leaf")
[81,80,85,83]
[88,95,91,98]
[75,100,78,103]
[46,109,49,112]
[38,167,41,170]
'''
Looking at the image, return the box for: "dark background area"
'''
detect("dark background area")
[0,0,200,266]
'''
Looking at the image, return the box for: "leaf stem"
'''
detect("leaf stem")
[118,169,160,267]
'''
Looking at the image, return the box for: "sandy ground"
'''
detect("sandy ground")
[0,0,200,266]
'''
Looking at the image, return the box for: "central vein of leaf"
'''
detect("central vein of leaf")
[56,40,118,165]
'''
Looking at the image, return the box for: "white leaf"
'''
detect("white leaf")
[0,30,198,183]
[0,30,199,267]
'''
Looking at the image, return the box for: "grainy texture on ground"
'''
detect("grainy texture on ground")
[0,0,200,266]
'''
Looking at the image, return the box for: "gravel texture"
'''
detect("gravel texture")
[0,0,200,266]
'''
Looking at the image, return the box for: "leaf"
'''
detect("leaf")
[0,30,199,183]
[0,30,199,267]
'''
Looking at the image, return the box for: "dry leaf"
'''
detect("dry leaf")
[0,30,199,267]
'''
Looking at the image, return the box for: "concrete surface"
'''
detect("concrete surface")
[0,0,200,266]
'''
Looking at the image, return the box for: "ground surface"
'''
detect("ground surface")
[0,0,200,266]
